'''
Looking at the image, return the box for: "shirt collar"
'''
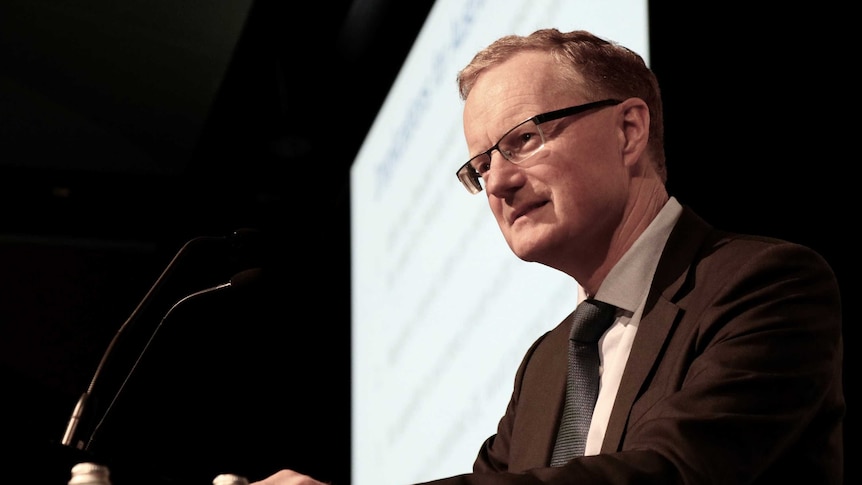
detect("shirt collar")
[593,197,683,314]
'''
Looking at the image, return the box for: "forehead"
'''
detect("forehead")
[463,51,584,138]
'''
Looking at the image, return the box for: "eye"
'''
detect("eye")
[477,158,491,174]
[516,130,541,151]
[470,154,492,175]
[500,122,540,158]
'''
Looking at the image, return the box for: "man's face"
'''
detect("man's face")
[462,51,631,275]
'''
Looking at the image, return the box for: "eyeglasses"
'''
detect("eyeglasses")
[455,98,622,194]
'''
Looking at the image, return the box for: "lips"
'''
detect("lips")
[510,200,548,224]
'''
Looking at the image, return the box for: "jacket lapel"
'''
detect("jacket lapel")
[509,312,572,470]
[601,206,713,451]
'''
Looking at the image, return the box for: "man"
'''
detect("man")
[253,28,843,485]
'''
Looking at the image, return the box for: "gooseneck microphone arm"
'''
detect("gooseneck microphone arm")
[83,267,262,451]
[60,233,231,448]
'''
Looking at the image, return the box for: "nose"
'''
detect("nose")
[484,153,525,197]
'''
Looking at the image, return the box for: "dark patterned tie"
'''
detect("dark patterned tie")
[550,298,617,466]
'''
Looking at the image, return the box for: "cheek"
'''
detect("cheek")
[551,142,625,193]
[487,197,506,222]
[544,157,627,220]
[543,160,597,197]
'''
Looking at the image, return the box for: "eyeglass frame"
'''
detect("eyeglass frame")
[455,98,622,194]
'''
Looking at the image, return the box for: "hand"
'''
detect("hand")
[250,469,329,485]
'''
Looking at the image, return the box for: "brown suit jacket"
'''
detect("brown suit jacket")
[420,206,843,485]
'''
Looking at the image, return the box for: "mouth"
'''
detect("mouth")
[511,200,549,224]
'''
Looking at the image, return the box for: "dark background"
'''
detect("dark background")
[0,1,853,484]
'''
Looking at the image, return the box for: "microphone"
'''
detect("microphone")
[60,229,260,449]
[82,267,263,451]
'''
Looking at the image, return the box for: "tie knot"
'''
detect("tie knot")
[569,298,616,343]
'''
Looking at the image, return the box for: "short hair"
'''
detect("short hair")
[457,29,666,182]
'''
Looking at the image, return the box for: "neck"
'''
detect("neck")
[577,183,669,296]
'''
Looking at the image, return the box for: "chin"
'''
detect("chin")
[507,229,566,266]
[509,240,546,263]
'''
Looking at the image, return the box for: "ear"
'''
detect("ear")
[618,98,650,168]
